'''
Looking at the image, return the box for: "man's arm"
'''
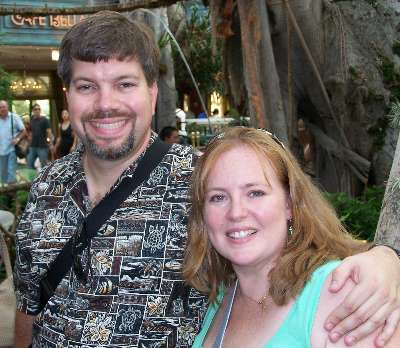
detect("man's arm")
[313,271,400,347]
[325,246,400,346]
[46,127,54,145]
[14,310,35,348]
[12,129,27,145]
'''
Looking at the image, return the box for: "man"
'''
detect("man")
[0,100,25,185]
[14,11,400,348]
[27,103,53,169]
[160,126,180,144]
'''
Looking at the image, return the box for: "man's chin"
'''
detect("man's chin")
[85,140,136,161]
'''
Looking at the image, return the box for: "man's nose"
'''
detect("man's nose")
[95,87,120,112]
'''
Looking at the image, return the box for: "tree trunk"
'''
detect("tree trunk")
[237,0,288,143]
[374,131,400,248]
[125,3,178,132]
[151,8,178,132]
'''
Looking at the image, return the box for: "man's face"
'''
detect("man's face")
[0,101,9,118]
[66,58,158,161]
[32,105,41,118]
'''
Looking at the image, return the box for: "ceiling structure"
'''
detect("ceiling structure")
[0,45,58,71]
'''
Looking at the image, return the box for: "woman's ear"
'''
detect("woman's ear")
[285,195,293,220]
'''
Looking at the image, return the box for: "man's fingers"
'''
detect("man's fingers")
[327,290,397,344]
[339,302,395,346]
[375,308,400,347]
[325,284,372,331]
[329,260,354,293]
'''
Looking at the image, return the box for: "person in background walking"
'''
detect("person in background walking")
[54,109,76,158]
[0,100,25,185]
[27,103,53,170]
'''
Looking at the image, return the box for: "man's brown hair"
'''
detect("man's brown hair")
[58,11,160,87]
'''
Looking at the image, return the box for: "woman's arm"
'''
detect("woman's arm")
[312,268,400,347]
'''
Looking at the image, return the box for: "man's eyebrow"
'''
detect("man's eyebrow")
[71,74,140,83]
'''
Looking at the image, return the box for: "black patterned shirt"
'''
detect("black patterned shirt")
[14,134,207,347]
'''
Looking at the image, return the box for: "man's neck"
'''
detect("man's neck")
[83,132,151,206]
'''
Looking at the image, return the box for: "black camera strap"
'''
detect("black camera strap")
[37,138,171,313]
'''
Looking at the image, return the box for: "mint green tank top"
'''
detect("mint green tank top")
[192,260,340,348]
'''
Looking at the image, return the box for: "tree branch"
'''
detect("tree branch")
[0,0,182,16]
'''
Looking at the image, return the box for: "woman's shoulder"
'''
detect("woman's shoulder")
[311,261,379,347]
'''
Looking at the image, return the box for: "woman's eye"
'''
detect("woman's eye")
[249,190,265,198]
[209,194,225,203]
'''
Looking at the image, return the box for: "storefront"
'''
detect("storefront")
[0,0,87,131]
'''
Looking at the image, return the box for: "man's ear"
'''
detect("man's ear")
[150,82,158,115]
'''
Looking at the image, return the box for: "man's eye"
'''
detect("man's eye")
[120,82,136,89]
[77,84,93,92]
[249,190,265,198]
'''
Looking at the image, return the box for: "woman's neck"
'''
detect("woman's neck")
[233,262,275,304]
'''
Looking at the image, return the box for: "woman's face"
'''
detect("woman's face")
[203,145,292,272]
[61,110,70,121]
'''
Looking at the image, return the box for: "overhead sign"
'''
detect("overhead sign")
[0,0,88,46]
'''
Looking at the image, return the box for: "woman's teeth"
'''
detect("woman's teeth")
[227,230,256,239]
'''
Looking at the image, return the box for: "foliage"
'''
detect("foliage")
[325,186,385,241]
[393,40,400,57]
[171,4,224,98]
[0,191,29,216]
[377,54,400,101]
[388,100,400,128]
[0,64,14,101]
[367,116,390,150]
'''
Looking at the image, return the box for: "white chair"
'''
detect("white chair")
[0,210,16,348]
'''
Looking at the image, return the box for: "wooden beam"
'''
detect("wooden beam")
[0,0,182,16]
[0,182,31,194]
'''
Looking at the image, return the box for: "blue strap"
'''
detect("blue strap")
[213,280,238,348]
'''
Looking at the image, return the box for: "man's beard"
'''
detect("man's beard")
[81,110,136,161]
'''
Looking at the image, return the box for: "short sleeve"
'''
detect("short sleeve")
[14,180,42,314]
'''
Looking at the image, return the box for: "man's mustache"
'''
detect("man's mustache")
[81,110,136,122]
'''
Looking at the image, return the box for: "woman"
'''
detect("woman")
[184,127,400,347]
[54,109,76,158]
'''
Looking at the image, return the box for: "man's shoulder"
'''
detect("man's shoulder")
[33,151,81,186]
[168,143,199,159]
[10,112,22,119]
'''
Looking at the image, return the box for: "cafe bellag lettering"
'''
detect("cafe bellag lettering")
[11,14,86,29]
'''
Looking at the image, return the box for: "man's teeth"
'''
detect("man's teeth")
[93,121,125,129]
[227,230,256,239]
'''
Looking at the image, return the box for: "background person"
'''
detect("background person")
[211,108,220,117]
[159,125,180,144]
[27,103,53,170]
[185,127,400,348]
[0,100,25,185]
[54,109,76,158]
[13,11,400,348]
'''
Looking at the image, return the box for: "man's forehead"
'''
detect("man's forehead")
[69,57,143,79]
[71,56,139,67]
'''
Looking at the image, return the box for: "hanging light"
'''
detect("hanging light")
[11,70,43,92]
